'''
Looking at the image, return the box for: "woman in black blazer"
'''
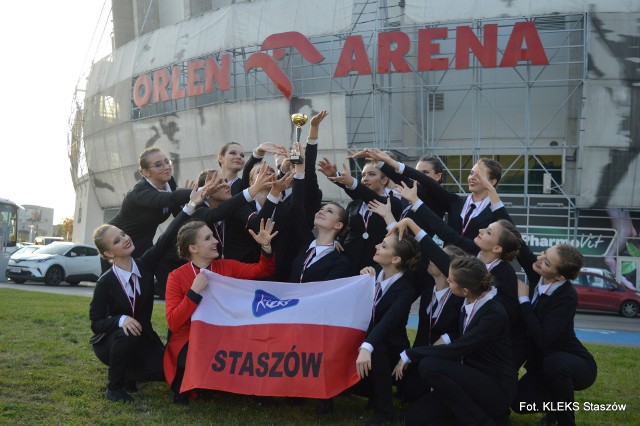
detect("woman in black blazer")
[512,243,597,426]
[395,256,517,425]
[288,149,350,283]
[352,231,421,425]
[397,244,465,404]
[318,159,403,275]
[89,183,208,403]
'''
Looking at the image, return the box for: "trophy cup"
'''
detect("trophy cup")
[290,113,308,164]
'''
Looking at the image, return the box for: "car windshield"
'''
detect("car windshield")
[13,246,40,255]
[37,243,71,255]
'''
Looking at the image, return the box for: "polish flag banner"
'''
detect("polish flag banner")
[181,271,375,398]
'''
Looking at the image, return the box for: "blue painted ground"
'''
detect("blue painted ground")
[407,316,640,347]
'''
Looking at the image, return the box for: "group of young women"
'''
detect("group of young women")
[89,111,596,426]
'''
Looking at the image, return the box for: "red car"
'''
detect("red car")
[571,270,640,318]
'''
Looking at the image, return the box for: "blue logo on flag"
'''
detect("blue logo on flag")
[252,289,299,317]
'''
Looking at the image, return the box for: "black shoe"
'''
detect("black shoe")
[106,388,133,403]
[124,379,138,393]
[173,392,190,405]
[315,399,334,416]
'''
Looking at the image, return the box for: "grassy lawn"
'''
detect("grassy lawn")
[0,288,638,425]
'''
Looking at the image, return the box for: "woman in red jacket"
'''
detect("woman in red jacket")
[164,218,277,403]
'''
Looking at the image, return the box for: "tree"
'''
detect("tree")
[61,217,74,241]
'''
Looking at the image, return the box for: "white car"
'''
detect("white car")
[5,242,102,286]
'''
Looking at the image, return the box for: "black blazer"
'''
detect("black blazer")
[223,194,279,263]
[90,210,191,343]
[339,182,402,275]
[398,163,511,241]
[413,201,510,256]
[407,298,516,390]
[109,177,192,257]
[413,282,463,347]
[365,273,416,354]
[230,152,261,196]
[380,162,447,219]
[517,244,594,368]
[286,176,349,283]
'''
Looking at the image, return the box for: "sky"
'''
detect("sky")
[0,1,110,223]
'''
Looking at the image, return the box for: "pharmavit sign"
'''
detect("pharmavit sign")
[132,22,548,108]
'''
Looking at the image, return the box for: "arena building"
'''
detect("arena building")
[69,0,640,288]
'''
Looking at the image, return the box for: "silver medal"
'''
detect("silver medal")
[362,232,369,240]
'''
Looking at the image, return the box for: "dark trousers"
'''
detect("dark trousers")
[403,358,516,426]
[350,346,399,421]
[398,363,431,403]
[93,328,164,391]
[171,343,189,394]
[512,352,597,426]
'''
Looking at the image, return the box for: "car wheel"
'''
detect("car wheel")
[10,278,26,284]
[44,266,64,286]
[620,301,639,318]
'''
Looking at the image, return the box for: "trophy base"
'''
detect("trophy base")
[289,155,303,165]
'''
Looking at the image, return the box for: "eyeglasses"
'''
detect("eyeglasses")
[148,159,172,170]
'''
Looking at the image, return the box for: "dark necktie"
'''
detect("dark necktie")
[460,308,468,334]
[462,203,477,228]
[374,281,382,305]
[431,297,439,318]
[299,247,317,282]
[128,275,136,304]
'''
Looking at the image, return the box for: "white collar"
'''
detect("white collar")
[143,176,171,192]
[376,270,404,296]
[112,262,141,296]
[534,278,565,300]
[462,288,495,316]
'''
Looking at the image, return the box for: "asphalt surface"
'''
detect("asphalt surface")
[1,279,639,347]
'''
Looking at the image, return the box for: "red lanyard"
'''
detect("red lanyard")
[463,298,480,333]
[430,288,451,326]
[112,266,136,317]
[191,262,214,278]
[299,243,334,282]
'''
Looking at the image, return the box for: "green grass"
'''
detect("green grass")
[0,288,638,425]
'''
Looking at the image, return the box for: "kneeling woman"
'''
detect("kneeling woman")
[512,243,597,426]
[164,218,277,403]
[395,256,517,425]
[90,185,207,403]
[353,231,421,425]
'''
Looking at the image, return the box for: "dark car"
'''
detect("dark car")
[571,270,640,318]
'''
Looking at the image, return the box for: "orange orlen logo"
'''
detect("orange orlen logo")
[132,22,548,109]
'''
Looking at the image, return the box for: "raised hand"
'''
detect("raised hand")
[317,157,338,178]
[270,171,294,196]
[328,163,355,187]
[248,162,275,198]
[398,180,419,205]
[256,142,289,157]
[200,171,227,199]
[248,218,279,248]
[309,110,329,128]
[368,198,394,224]
[387,217,416,241]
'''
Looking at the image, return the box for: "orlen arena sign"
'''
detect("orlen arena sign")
[132,22,548,108]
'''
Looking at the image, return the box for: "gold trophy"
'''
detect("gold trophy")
[290,113,308,164]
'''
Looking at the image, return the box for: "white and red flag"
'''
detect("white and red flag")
[181,271,375,398]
